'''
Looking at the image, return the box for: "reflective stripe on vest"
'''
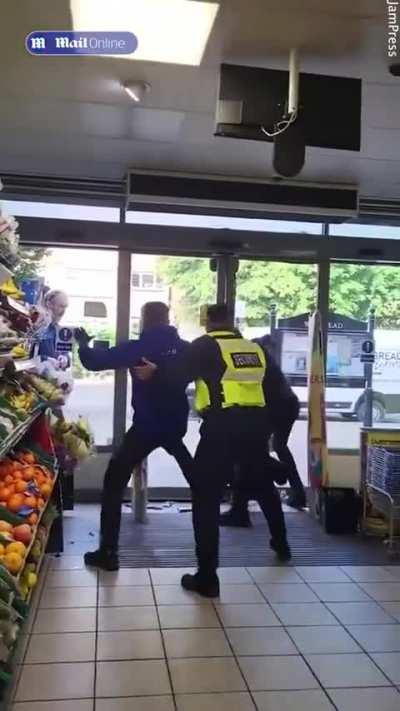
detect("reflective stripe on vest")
[194,331,266,413]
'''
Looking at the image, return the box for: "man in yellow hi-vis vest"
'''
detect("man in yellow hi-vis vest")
[135,304,290,598]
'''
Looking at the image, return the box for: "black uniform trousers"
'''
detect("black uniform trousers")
[191,407,287,575]
[100,425,193,550]
[272,397,304,497]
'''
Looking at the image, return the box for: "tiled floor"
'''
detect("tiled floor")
[10,560,400,711]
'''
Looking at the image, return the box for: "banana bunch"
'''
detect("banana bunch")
[11,343,29,359]
[0,279,24,300]
[8,391,35,416]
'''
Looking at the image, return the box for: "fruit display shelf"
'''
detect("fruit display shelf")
[0,406,44,461]
[16,470,58,587]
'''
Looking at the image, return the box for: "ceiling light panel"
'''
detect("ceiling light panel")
[70,0,219,65]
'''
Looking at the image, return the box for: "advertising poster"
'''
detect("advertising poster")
[308,311,329,488]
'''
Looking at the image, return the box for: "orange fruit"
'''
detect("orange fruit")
[24,496,37,509]
[13,471,23,480]
[0,543,5,556]
[27,512,38,526]
[4,474,13,485]
[23,466,36,482]
[40,483,52,500]
[22,452,35,465]
[11,461,20,472]
[37,497,45,509]
[7,493,25,512]
[15,480,27,494]
[6,541,26,557]
[1,487,12,501]
[3,551,23,574]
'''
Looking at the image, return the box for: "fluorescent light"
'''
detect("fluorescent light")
[70,0,219,65]
[123,81,150,102]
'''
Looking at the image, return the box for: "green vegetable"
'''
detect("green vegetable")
[0,505,24,526]
[0,566,21,597]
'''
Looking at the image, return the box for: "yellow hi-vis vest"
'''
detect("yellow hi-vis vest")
[194,331,266,413]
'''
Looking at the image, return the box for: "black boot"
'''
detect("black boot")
[84,548,119,571]
[219,508,252,528]
[181,572,220,598]
[270,538,292,562]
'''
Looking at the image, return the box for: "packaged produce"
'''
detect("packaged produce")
[52,416,93,461]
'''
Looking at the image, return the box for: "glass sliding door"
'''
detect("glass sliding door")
[237,259,318,487]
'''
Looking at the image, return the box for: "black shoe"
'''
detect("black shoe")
[84,548,119,571]
[219,509,252,528]
[285,494,306,509]
[270,538,292,562]
[181,572,220,598]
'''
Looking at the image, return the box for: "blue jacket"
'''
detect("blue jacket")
[79,325,189,437]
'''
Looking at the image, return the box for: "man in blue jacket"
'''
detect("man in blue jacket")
[75,301,192,571]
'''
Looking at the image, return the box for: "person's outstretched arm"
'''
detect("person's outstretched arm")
[75,328,141,372]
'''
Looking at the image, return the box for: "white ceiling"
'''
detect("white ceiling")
[1,0,400,201]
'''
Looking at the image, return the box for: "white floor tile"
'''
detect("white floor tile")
[226,627,297,656]
[25,633,95,664]
[305,652,390,688]
[247,568,303,584]
[98,606,159,631]
[309,582,371,602]
[341,566,397,583]
[385,567,400,580]
[175,692,255,711]
[39,587,97,609]
[295,567,350,583]
[380,602,400,621]
[163,628,232,658]
[271,603,337,626]
[170,657,246,694]
[238,655,319,691]
[326,602,395,625]
[150,568,196,585]
[46,570,97,588]
[154,585,213,606]
[258,583,319,604]
[218,584,266,604]
[49,555,85,570]
[217,568,253,584]
[95,698,174,711]
[33,608,96,634]
[12,702,93,711]
[97,630,164,660]
[253,690,335,711]
[347,624,400,652]
[328,687,400,711]
[99,586,154,606]
[96,659,171,697]
[158,605,221,629]
[359,582,400,601]
[372,652,400,684]
[16,662,95,701]
[215,604,281,628]
[99,568,150,586]
[287,626,361,654]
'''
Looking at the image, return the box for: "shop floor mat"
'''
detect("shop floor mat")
[116,510,390,568]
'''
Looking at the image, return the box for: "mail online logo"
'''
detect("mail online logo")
[26,31,138,56]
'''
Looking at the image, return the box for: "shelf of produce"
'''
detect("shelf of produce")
[0,357,38,377]
[16,472,58,585]
[0,406,45,460]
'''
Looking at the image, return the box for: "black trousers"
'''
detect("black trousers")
[191,408,287,575]
[231,400,304,515]
[100,425,193,550]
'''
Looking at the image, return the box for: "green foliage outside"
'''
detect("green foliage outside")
[157,258,400,328]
